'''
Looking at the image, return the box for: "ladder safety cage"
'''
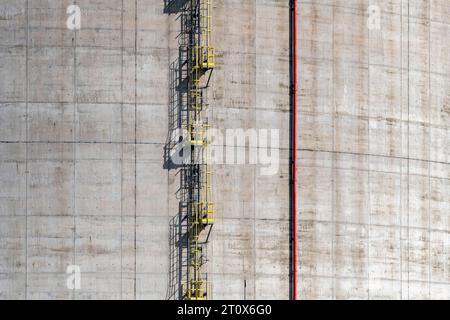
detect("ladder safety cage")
[179,0,216,301]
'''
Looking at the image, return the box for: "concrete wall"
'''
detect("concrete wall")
[298,0,450,299]
[0,0,448,300]
[0,0,174,299]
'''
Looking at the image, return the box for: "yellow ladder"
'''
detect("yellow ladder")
[182,0,215,302]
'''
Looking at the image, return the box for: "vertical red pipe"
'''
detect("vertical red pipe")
[292,0,298,301]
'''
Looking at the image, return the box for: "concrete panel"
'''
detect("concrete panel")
[136,161,168,218]
[28,0,74,48]
[0,0,26,47]
[26,272,72,300]
[76,103,136,143]
[75,272,122,300]
[212,218,254,276]
[27,216,74,273]
[29,47,74,103]
[0,217,26,274]
[299,221,333,277]
[0,103,26,141]
[28,103,74,142]
[0,144,26,216]
[27,144,74,216]
[0,47,26,102]
[76,48,122,104]
[135,216,169,276]
[76,144,122,216]
[0,273,25,299]
[75,216,121,273]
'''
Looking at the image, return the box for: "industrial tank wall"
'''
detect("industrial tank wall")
[209,0,290,299]
[0,0,291,300]
[298,0,450,299]
[0,0,175,299]
[0,0,448,300]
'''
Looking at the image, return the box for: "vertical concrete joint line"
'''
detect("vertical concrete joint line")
[407,0,410,299]
[399,0,403,300]
[72,0,78,301]
[134,0,138,300]
[120,0,124,300]
[427,1,432,298]
[253,0,257,299]
[25,0,29,299]
[331,1,336,300]
[289,0,298,300]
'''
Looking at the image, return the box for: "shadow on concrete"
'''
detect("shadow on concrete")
[166,166,190,300]
[163,0,190,14]
[166,208,188,300]
[163,0,190,301]
[163,49,188,171]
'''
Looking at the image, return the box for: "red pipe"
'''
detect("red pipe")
[292,0,298,301]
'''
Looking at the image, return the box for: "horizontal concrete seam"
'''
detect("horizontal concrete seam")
[297,219,450,234]
[297,274,450,286]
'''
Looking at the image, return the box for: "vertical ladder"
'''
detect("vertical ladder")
[183,0,215,301]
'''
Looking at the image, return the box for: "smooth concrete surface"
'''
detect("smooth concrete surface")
[298,0,450,299]
[0,0,448,300]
